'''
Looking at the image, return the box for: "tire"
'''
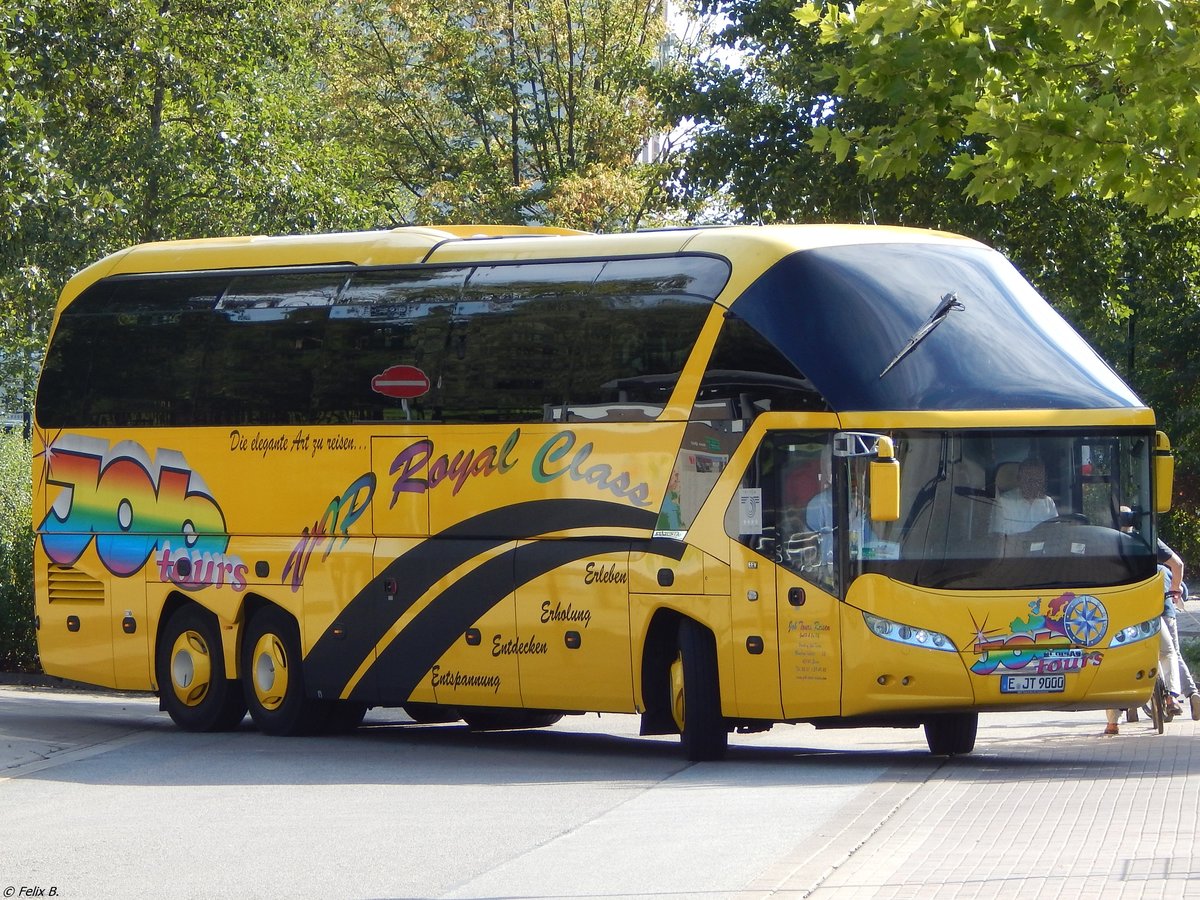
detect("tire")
[670,619,728,761]
[242,606,328,736]
[1151,679,1167,734]
[156,605,246,732]
[461,708,563,730]
[923,712,978,756]
[323,701,368,734]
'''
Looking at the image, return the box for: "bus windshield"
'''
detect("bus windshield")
[841,429,1158,592]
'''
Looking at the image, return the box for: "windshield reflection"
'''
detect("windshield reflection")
[849,430,1158,591]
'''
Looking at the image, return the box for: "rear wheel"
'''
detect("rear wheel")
[156,605,246,732]
[923,712,978,756]
[242,606,328,735]
[670,619,728,761]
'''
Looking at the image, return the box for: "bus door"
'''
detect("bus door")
[730,432,842,720]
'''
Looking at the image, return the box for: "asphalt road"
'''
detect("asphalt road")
[1,686,903,899]
[3,685,1197,899]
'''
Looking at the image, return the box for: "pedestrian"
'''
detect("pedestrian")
[1158,539,1199,719]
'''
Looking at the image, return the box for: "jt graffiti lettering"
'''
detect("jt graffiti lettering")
[282,473,377,592]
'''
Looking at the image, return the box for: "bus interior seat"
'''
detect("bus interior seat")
[993,461,1019,497]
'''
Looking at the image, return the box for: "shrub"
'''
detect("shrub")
[1182,638,1200,677]
[0,431,36,671]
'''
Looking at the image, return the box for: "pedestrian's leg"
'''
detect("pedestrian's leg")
[1167,615,1200,718]
[1161,620,1184,713]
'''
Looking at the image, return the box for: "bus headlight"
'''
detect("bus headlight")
[863,612,957,651]
[1107,615,1161,648]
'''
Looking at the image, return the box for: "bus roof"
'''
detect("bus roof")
[60,223,982,303]
[105,223,978,266]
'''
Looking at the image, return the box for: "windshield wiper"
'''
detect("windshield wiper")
[878,292,965,379]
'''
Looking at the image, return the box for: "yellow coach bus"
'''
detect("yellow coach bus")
[32,224,1173,759]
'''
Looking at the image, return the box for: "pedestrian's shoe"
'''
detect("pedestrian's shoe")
[1168,700,1185,717]
[1190,692,1200,721]
[1103,723,1119,735]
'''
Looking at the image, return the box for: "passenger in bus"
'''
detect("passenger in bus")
[805,473,835,563]
[656,468,684,532]
[991,458,1058,534]
[805,471,874,562]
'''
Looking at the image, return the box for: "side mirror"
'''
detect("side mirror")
[870,435,901,522]
[1156,430,1174,514]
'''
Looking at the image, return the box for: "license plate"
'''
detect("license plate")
[1000,674,1065,694]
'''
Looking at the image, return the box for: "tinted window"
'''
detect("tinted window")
[318,268,466,423]
[698,317,831,419]
[37,276,225,427]
[732,244,1143,412]
[37,256,729,427]
[204,273,344,424]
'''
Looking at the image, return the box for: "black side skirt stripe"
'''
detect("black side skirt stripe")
[302,498,666,700]
[355,538,622,704]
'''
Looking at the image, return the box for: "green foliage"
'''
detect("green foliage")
[1181,638,1200,679]
[0,0,385,416]
[675,0,1200,551]
[0,432,34,672]
[803,0,1200,219]
[327,0,680,228]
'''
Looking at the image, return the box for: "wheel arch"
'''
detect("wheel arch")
[154,590,277,688]
[638,607,686,735]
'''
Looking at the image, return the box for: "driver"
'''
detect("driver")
[991,457,1058,534]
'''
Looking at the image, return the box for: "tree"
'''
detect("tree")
[327,0,681,228]
[0,0,382,417]
[797,0,1200,218]
[671,0,1200,537]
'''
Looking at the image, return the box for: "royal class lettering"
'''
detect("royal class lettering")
[40,441,229,577]
[583,561,627,585]
[389,429,520,506]
[492,634,549,657]
[541,601,592,628]
[532,431,652,507]
[430,664,501,693]
[388,428,652,508]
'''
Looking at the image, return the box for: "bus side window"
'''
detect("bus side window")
[326,267,468,423]
[210,273,343,425]
[724,434,838,595]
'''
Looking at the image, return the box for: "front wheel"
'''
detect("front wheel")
[1151,678,1167,733]
[670,619,728,761]
[156,605,246,732]
[923,712,978,756]
[242,606,328,736]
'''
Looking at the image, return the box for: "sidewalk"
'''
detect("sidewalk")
[757,708,1200,898]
